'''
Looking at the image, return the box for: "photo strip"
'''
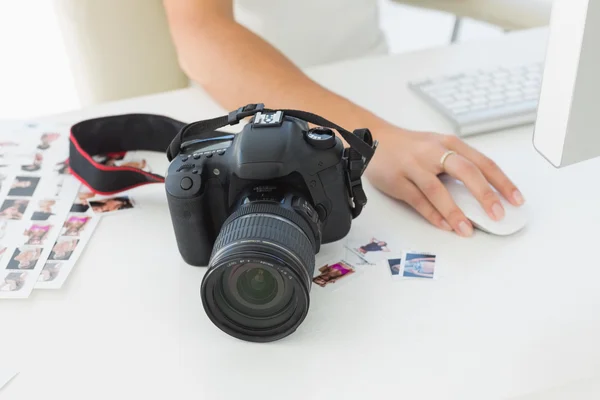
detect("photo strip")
[0,122,82,298]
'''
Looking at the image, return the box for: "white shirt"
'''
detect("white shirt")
[234,0,389,68]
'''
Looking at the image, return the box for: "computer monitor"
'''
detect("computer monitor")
[533,0,600,168]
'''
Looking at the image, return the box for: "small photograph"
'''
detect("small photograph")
[89,196,135,215]
[402,252,437,279]
[312,261,355,288]
[21,153,43,172]
[346,236,393,265]
[23,223,53,245]
[62,215,90,236]
[8,176,40,197]
[6,247,42,270]
[0,272,28,292]
[31,199,57,221]
[0,199,29,220]
[37,133,60,151]
[49,238,79,261]
[38,262,62,283]
[70,189,95,213]
[387,258,403,277]
[55,159,70,175]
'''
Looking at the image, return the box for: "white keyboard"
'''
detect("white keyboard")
[409,62,543,136]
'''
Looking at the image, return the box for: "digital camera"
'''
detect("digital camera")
[165,104,377,342]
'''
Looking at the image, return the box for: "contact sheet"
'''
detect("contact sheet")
[0,121,101,297]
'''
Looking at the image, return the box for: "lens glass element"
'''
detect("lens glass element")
[236,264,278,306]
[222,262,290,316]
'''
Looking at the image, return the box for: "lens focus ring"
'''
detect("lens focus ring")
[211,212,315,286]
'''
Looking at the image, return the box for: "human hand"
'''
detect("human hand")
[365,127,525,237]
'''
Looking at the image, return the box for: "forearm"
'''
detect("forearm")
[167,15,393,135]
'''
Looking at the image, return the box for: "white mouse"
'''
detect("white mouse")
[440,175,529,236]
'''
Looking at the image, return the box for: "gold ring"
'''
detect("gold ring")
[440,150,456,170]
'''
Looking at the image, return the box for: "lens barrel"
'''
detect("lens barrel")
[201,203,316,342]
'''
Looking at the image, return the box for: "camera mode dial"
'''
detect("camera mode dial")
[305,127,336,150]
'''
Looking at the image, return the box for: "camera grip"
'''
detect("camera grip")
[166,191,213,267]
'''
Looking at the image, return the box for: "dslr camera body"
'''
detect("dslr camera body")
[165,104,376,342]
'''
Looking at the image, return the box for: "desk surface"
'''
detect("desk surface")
[3,28,600,400]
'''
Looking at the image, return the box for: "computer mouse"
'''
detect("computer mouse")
[440,175,528,236]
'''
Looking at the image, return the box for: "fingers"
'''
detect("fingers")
[442,153,505,221]
[406,169,474,237]
[395,178,453,232]
[444,136,525,206]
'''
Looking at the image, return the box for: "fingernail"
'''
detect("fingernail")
[491,203,504,220]
[440,220,453,231]
[458,221,473,237]
[512,190,525,205]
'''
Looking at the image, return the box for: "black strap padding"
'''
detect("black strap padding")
[69,113,187,194]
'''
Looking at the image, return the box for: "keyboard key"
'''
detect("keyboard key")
[454,92,468,100]
[488,93,504,101]
[456,100,538,125]
[458,85,475,93]
[448,100,470,109]
[470,104,488,111]
[433,95,455,104]
[451,106,470,115]
[525,93,539,101]
[471,96,487,105]
[506,83,522,91]
[488,100,505,108]
[505,90,522,98]
[523,86,539,95]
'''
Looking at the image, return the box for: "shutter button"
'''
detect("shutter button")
[180,177,193,190]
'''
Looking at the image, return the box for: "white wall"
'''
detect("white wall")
[0,1,502,120]
[0,1,79,119]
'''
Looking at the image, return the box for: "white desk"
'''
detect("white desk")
[3,27,600,400]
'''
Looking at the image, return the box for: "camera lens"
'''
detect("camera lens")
[201,202,316,342]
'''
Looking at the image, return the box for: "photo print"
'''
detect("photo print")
[88,196,135,215]
[8,176,40,197]
[70,189,95,213]
[312,261,356,288]
[61,215,90,237]
[402,252,437,279]
[6,247,42,270]
[49,238,79,261]
[0,199,29,220]
[23,223,53,245]
[387,257,402,278]
[21,153,43,172]
[346,235,394,265]
[37,133,60,151]
[37,262,62,283]
[31,199,57,221]
[0,272,28,292]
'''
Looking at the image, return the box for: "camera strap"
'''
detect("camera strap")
[69,104,377,216]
